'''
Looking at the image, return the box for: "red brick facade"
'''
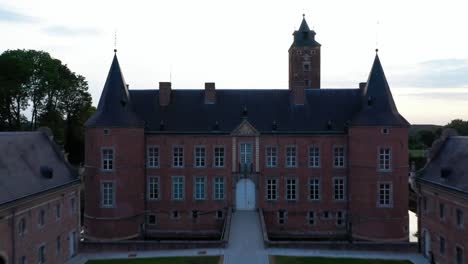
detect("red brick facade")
[0,185,80,264]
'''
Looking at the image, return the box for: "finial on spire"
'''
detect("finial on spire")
[375,48,379,53]
[114,30,117,53]
[303,13,305,18]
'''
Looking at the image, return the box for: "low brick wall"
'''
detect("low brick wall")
[80,208,232,253]
[259,209,418,253]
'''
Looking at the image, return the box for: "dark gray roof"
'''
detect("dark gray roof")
[350,54,409,127]
[417,136,468,194]
[0,132,79,206]
[290,17,321,48]
[85,53,144,128]
[130,88,361,133]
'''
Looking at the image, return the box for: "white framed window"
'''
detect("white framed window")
[172,176,184,200]
[456,209,464,228]
[194,146,206,168]
[266,146,278,168]
[214,147,225,168]
[286,146,297,168]
[70,197,76,214]
[307,211,316,225]
[440,202,446,221]
[147,146,159,168]
[173,146,184,168]
[102,148,114,171]
[278,210,287,224]
[333,177,345,201]
[266,178,278,201]
[38,209,45,227]
[101,182,115,208]
[38,245,46,264]
[286,178,297,201]
[309,178,320,201]
[194,176,206,200]
[379,147,391,171]
[55,204,61,220]
[147,214,157,225]
[336,211,346,226]
[18,218,26,236]
[333,146,345,168]
[148,176,160,200]
[214,177,225,200]
[378,182,393,207]
[308,146,320,168]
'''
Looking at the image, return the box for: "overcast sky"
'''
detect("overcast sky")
[1,0,467,125]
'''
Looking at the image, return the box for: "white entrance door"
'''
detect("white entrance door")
[69,231,76,257]
[236,179,256,210]
[424,230,431,257]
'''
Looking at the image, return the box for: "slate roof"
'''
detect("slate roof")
[417,136,468,194]
[85,53,144,128]
[351,54,410,127]
[290,17,321,48]
[0,132,79,206]
[130,88,361,133]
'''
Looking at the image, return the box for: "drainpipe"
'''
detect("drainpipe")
[143,134,148,238]
[11,208,16,264]
[346,132,351,242]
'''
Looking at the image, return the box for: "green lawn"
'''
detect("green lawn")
[409,149,426,158]
[85,256,220,264]
[273,256,413,264]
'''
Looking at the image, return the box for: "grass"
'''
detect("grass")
[85,256,220,264]
[409,149,426,158]
[273,256,413,264]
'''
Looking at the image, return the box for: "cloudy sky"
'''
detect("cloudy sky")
[1,0,467,125]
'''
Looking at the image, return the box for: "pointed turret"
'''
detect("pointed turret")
[351,52,409,126]
[291,15,321,48]
[85,52,144,128]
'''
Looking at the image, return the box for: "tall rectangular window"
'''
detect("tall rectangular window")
[307,211,316,225]
[309,178,320,201]
[286,178,297,201]
[456,246,463,264]
[38,245,46,264]
[194,177,206,200]
[456,209,464,228]
[194,146,206,167]
[378,183,393,207]
[266,146,277,168]
[286,146,297,168]
[148,177,160,200]
[336,211,346,226]
[309,146,320,168]
[173,146,184,168]
[56,235,61,255]
[214,147,225,167]
[439,236,446,255]
[214,177,225,200]
[379,147,391,171]
[333,178,345,201]
[440,203,445,220]
[101,182,115,208]
[334,146,345,168]
[266,178,278,201]
[102,148,114,171]
[278,210,287,224]
[147,146,159,168]
[172,176,184,200]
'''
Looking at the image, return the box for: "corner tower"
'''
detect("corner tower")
[289,15,321,89]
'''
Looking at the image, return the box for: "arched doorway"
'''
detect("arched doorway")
[424,230,431,257]
[236,178,256,210]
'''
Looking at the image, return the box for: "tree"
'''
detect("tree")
[445,119,468,136]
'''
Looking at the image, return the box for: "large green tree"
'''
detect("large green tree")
[0,49,95,165]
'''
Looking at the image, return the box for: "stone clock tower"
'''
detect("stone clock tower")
[289,15,321,89]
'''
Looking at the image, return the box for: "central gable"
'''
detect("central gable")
[231,120,259,136]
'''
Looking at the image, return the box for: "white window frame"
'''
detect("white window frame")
[18,218,26,236]
[194,146,206,168]
[194,176,206,200]
[333,146,345,168]
[333,177,346,201]
[101,181,115,208]
[266,178,278,201]
[214,146,225,168]
[456,208,464,228]
[378,147,391,171]
[38,244,46,264]
[377,182,393,207]
[308,146,320,168]
[55,203,61,220]
[286,178,298,201]
[172,146,184,168]
[38,209,45,228]
[309,177,321,201]
[285,146,297,168]
[266,146,278,168]
[214,177,225,200]
[172,176,185,200]
[148,176,160,200]
[147,146,160,168]
[101,147,114,171]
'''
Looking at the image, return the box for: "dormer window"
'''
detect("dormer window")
[103,129,110,135]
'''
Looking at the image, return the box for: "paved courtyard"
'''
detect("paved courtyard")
[67,210,428,264]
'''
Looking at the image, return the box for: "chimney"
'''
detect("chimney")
[159,82,171,106]
[292,86,305,105]
[205,82,216,104]
[359,82,367,93]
